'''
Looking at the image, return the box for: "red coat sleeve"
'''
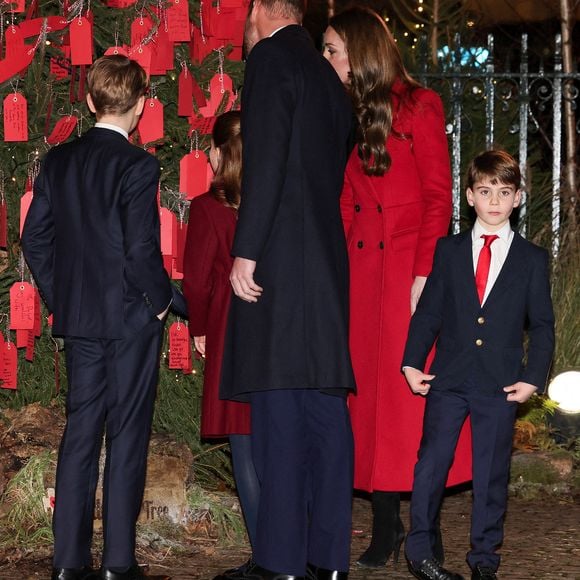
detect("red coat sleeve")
[410,90,453,278]
[182,199,219,337]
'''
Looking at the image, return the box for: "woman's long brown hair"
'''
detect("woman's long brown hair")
[208,110,242,210]
[329,6,420,177]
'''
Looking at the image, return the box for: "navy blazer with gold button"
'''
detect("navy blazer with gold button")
[402,229,555,394]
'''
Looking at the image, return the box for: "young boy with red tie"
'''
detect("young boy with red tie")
[402,150,555,580]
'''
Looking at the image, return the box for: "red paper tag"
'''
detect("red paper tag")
[167,0,190,42]
[5,0,26,13]
[10,281,35,330]
[4,25,25,58]
[0,200,7,248]
[1,341,17,390]
[189,116,215,135]
[199,73,235,117]
[20,190,33,237]
[4,93,28,142]
[191,78,207,109]
[178,68,193,117]
[25,330,35,362]
[16,328,28,348]
[69,17,93,66]
[174,221,188,273]
[159,206,176,257]
[50,46,72,79]
[137,98,163,144]
[149,24,174,75]
[179,152,210,200]
[47,115,78,145]
[128,43,152,78]
[168,321,189,369]
[131,16,154,47]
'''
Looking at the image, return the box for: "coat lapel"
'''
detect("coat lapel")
[483,231,527,307]
[454,230,481,309]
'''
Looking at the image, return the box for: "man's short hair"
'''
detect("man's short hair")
[87,55,148,116]
[466,150,521,190]
[258,0,306,22]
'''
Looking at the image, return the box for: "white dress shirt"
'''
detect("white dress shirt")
[95,122,129,140]
[472,219,514,305]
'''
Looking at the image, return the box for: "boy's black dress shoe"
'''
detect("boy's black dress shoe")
[305,563,348,579]
[101,565,171,579]
[51,567,99,580]
[219,562,304,580]
[212,558,254,579]
[471,566,497,580]
[407,558,464,580]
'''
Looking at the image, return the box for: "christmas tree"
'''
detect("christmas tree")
[0,0,247,485]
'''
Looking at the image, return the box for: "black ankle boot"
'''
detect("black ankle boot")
[356,491,405,568]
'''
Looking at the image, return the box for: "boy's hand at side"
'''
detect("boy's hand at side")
[503,381,537,403]
[194,336,206,357]
[403,367,435,396]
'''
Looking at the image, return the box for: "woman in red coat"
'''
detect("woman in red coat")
[182,112,257,573]
[324,7,472,568]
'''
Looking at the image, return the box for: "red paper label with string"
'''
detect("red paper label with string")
[69,17,93,65]
[168,321,189,369]
[4,93,28,141]
[179,151,209,200]
[10,281,35,330]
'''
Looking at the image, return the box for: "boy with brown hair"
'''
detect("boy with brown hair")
[401,150,555,580]
[22,55,184,580]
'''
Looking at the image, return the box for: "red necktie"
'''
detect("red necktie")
[475,234,498,304]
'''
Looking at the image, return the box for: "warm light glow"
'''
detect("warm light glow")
[548,371,580,414]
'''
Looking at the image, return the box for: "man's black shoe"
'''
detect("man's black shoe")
[51,567,98,580]
[101,565,171,579]
[213,558,254,580]
[305,563,348,580]
[221,562,304,580]
[471,566,497,580]
[407,558,464,580]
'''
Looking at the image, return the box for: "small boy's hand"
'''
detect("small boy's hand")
[403,367,435,396]
[503,381,537,403]
[194,335,206,357]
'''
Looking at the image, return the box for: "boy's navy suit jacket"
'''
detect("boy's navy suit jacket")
[402,228,555,395]
[22,127,187,339]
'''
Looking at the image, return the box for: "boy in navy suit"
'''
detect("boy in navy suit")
[22,56,183,580]
[402,150,555,580]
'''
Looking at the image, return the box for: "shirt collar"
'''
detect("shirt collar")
[95,122,129,140]
[270,24,290,37]
[472,219,513,243]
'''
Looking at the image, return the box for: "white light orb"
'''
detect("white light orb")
[548,371,580,414]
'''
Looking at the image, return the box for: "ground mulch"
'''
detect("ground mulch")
[1,491,579,579]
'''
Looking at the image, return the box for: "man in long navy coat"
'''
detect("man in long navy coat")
[219,1,356,579]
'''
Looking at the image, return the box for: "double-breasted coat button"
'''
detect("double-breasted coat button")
[357,240,364,249]
[354,204,361,212]
[379,241,384,249]
[377,204,382,213]
[475,339,483,346]
[477,316,485,325]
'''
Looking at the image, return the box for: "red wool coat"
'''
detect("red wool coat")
[342,83,472,492]
[182,193,251,438]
